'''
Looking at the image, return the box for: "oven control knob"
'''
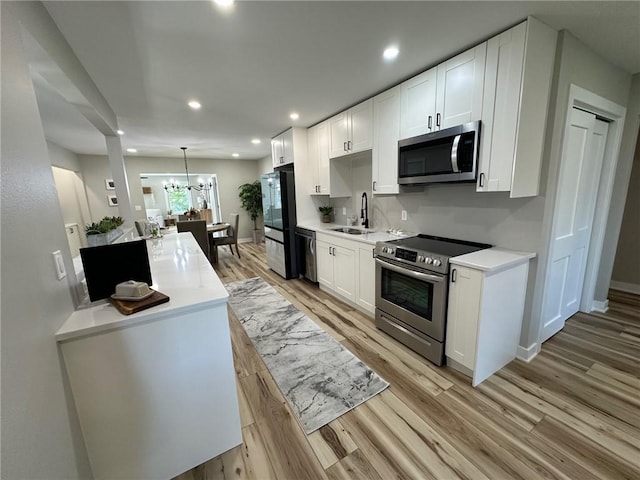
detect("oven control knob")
[425,257,433,265]
[417,255,425,262]
[387,248,395,255]
[433,259,442,267]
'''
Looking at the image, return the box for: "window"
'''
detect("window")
[165,189,191,214]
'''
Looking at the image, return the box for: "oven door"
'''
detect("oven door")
[375,257,447,341]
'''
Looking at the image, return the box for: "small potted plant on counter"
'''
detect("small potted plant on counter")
[85,216,125,246]
[319,205,333,223]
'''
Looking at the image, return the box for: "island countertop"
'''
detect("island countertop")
[56,232,228,342]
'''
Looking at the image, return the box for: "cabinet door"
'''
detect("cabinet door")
[282,128,294,165]
[445,266,482,371]
[400,67,437,139]
[316,239,334,289]
[349,99,373,154]
[478,23,526,193]
[271,135,284,167]
[307,125,321,194]
[436,43,486,130]
[316,122,331,195]
[357,245,376,313]
[333,245,356,301]
[328,112,349,158]
[372,86,401,195]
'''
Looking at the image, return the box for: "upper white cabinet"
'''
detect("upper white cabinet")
[400,44,486,139]
[478,17,557,197]
[307,121,351,197]
[372,85,401,195]
[271,127,307,168]
[329,99,373,158]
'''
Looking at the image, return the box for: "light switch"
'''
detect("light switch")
[135,205,142,211]
[401,210,408,221]
[52,250,66,280]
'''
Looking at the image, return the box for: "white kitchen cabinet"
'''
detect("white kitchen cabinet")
[446,248,535,386]
[372,85,401,195]
[307,121,352,197]
[329,99,373,158]
[357,244,376,313]
[478,17,557,197]
[271,127,307,168]
[316,234,356,302]
[400,44,486,139]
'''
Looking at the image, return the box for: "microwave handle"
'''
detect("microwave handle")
[451,134,461,173]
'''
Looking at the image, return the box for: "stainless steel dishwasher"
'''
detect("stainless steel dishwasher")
[295,227,317,283]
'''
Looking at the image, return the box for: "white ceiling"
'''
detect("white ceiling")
[30,1,640,160]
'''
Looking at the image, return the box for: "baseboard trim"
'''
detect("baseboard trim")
[591,299,609,313]
[516,342,540,363]
[610,280,640,295]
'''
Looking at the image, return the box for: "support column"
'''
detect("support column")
[105,135,133,227]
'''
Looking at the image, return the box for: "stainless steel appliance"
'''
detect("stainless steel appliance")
[375,234,490,365]
[261,168,298,279]
[295,227,317,283]
[398,121,480,186]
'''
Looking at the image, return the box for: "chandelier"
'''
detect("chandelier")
[163,147,213,192]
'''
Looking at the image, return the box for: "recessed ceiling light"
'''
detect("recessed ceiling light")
[383,46,399,61]
[188,100,202,110]
[214,0,234,7]
[126,148,137,153]
[232,153,240,157]
[251,138,261,144]
[117,130,124,135]
[290,112,300,121]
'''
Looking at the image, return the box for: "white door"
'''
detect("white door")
[333,245,356,301]
[316,239,334,289]
[372,86,401,195]
[400,67,437,139]
[328,112,349,158]
[540,108,609,342]
[349,99,373,153]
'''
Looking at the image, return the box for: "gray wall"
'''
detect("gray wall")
[1,4,92,478]
[611,133,640,289]
[79,155,261,239]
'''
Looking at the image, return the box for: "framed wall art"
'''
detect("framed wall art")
[107,195,118,207]
[105,179,115,190]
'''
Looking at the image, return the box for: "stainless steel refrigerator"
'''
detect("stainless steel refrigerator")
[261,167,297,279]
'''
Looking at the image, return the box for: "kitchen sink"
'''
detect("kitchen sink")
[330,227,367,235]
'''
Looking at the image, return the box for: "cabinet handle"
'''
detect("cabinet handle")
[372,181,377,191]
[479,173,485,188]
[372,248,375,258]
[343,142,347,152]
[451,269,457,283]
[436,113,441,128]
[329,246,332,256]
[348,140,352,151]
[428,115,432,130]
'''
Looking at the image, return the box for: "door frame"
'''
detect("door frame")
[537,84,626,345]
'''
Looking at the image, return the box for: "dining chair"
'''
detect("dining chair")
[177,220,210,261]
[209,213,240,263]
[134,219,149,236]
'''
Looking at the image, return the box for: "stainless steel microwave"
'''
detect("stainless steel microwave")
[398,121,480,186]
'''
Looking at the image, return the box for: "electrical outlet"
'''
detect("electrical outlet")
[135,205,142,211]
[52,250,66,280]
[342,207,347,215]
[401,210,408,221]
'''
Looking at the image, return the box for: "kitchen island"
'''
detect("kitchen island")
[56,232,241,480]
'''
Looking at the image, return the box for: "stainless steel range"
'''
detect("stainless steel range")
[374,235,491,366]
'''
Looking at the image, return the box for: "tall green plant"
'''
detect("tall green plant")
[238,181,263,229]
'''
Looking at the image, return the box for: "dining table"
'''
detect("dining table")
[207,222,230,233]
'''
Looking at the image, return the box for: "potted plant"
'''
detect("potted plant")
[238,180,263,243]
[85,216,125,246]
[319,205,333,223]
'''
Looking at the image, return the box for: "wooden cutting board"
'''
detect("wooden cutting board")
[109,290,170,315]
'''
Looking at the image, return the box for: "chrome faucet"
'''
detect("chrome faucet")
[361,192,369,229]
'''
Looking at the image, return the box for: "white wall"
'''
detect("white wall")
[257,154,273,176]
[78,155,117,222]
[79,155,261,240]
[48,139,82,171]
[51,166,90,241]
[1,4,92,478]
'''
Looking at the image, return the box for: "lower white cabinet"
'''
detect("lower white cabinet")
[316,232,375,311]
[446,249,535,386]
[357,244,376,313]
[316,236,356,302]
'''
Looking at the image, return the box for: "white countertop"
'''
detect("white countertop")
[56,232,229,342]
[297,222,414,245]
[450,247,536,273]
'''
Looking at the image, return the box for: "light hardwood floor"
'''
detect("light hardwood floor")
[175,242,640,480]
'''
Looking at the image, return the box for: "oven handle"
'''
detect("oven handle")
[375,258,446,283]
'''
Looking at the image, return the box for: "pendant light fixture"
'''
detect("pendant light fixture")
[163,147,213,192]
